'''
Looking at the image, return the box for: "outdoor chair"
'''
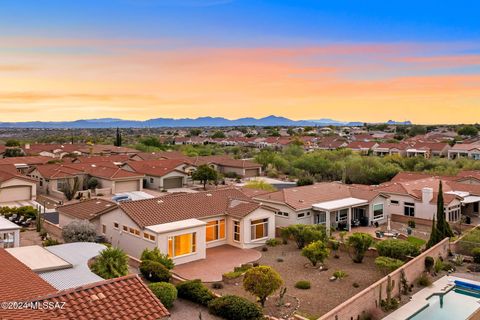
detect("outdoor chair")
[15,216,25,224]
[375,230,384,238]
[8,214,17,221]
[21,218,32,227]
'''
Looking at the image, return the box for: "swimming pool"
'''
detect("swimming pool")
[409,287,480,320]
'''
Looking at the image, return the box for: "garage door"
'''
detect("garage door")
[163,177,183,189]
[244,169,260,178]
[0,186,31,202]
[115,180,139,193]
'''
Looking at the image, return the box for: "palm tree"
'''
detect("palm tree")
[91,247,129,279]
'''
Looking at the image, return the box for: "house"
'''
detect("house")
[0,216,21,248]
[372,143,408,157]
[23,143,85,159]
[315,136,348,150]
[405,142,450,158]
[375,177,480,224]
[205,157,262,178]
[254,183,389,233]
[60,188,277,265]
[346,141,378,155]
[123,159,195,190]
[448,142,480,160]
[0,156,52,173]
[0,248,169,319]
[0,167,37,203]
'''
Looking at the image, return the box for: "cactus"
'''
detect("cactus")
[386,275,396,309]
[378,283,383,306]
[400,270,409,295]
[277,287,287,306]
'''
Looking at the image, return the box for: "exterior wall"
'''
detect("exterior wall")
[156,225,206,265]
[217,165,245,176]
[201,215,228,249]
[58,213,75,229]
[237,207,276,249]
[143,171,187,190]
[368,195,388,225]
[319,238,451,320]
[0,178,36,201]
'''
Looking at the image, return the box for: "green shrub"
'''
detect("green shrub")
[140,247,175,269]
[243,266,283,307]
[91,247,129,279]
[424,256,434,272]
[408,220,416,228]
[295,280,311,289]
[472,248,480,264]
[376,239,420,260]
[375,256,404,275]
[176,280,216,306]
[208,295,263,320]
[417,273,432,287]
[42,238,60,247]
[301,240,329,267]
[212,282,224,289]
[223,271,243,279]
[140,260,171,282]
[333,270,348,279]
[266,238,281,247]
[353,282,360,288]
[406,236,426,249]
[442,262,455,272]
[149,282,177,309]
[283,224,328,249]
[434,258,444,273]
[347,233,374,263]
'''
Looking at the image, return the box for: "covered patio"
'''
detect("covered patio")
[312,197,370,233]
[173,244,261,282]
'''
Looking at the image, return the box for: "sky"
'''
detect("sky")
[0,0,479,124]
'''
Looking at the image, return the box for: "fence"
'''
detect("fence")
[42,220,63,240]
[452,226,480,256]
[318,237,450,320]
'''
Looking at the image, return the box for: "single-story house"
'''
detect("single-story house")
[372,143,408,157]
[448,142,480,160]
[0,168,37,203]
[346,141,379,155]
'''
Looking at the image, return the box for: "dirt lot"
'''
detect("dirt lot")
[213,241,384,319]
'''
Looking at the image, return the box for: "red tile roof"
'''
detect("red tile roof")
[125,159,189,177]
[58,199,118,221]
[0,156,52,165]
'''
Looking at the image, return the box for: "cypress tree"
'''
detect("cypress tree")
[114,127,122,146]
[435,181,454,239]
[427,215,438,249]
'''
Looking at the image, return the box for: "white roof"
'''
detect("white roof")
[446,190,470,198]
[6,245,71,272]
[146,218,206,234]
[313,197,368,211]
[461,196,480,204]
[0,216,21,231]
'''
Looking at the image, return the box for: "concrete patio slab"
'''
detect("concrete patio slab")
[173,245,261,282]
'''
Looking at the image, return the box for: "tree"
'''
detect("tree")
[189,128,202,136]
[63,177,80,201]
[347,233,373,263]
[244,180,276,191]
[296,176,314,186]
[140,247,174,269]
[211,131,226,139]
[301,240,330,267]
[62,220,97,243]
[191,165,219,190]
[87,177,99,190]
[5,139,20,147]
[283,224,328,249]
[458,125,478,137]
[243,266,283,307]
[427,181,453,248]
[91,247,128,279]
[4,148,24,157]
[114,127,122,146]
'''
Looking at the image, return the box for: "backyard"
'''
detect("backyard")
[212,240,384,319]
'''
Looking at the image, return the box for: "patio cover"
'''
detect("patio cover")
[146,218,206,234]
[6,245,71,272]
[312,197,368,211]
[0,216,21,231]
[461,196,480,204]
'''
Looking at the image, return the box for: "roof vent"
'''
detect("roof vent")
[157,200,164,204]
[206,193,212,197]
[90,294,99,301]
[96,201,101,204]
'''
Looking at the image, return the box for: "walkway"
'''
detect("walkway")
[173,245,261,282]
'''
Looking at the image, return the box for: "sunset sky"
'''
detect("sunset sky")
[1,0,479,124]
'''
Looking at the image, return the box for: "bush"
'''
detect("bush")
[141,247,175,269]
[417,273,432,287]
[297,176,314,186]
[376,239,420,261]
[266,238,281,247]
[375,256,404,275]
[62,220,97,243]
[347,233,374,263]
[243,266,283,307]
[472,248,480,264]
[176,280,216,306]
[333,270,348,279]
[283,224,328,249]
[208,295,263,320]
[301,240,329,267]
[424,256,434,273]
[91,247,129,279]
[140,260,171,282]
[406,236,426,249]
[149,282,177,309]
[212,282,224,289]
[353,282,360,288]
[434,258,444,273]
[442,262,455,272]
[295,280,311,289]
[42,238,60,247]
[408,220,416,228]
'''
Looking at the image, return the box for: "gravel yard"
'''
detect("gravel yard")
[213,241,384,319]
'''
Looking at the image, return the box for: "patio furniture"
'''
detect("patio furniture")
[375,230,384,238]
[21,218,32,227]
[14,216,24,224]
[351,219,361,227]
[8,214,17,221]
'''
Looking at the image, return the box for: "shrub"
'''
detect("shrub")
[42,238,60,247]
[408,220,416,228]
[375,256,404,275]
[416,273,432,287]
[212,282,224,289]
[149,282,177,309]
[472,248,480,264]
[353,282,360,288]
[140,247,175,269]
[283,224,328,249]
[276,257,284,262]
[266,238,281,247]
[301,240,329,267]
[140,260,171,282]
[262,247,268,252]
[208,295,263,320]
[376,239,420,261]
[91,247,129,279]
[406,236,426,249]
[62,220,97,243]
[87,177,99,190]
[243,266,283,307]
[347,233,374,263]
[442,262,455,272]
[176,280,216,306]
[297,176,314,186]
[434,258,444,273]
[424,256,434,273]
[295,280,311,289]
[333,270,348,279]
[280,228,289,244]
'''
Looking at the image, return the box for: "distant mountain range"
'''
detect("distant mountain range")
[0,116,411,128]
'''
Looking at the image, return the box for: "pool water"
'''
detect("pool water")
[409,288,480,320]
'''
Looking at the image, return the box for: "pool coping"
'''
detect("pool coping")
[383,275,480,320]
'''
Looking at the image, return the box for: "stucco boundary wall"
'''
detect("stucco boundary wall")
[43,220,63,239]
[316,237,450,320]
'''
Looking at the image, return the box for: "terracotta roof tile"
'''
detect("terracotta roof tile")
[58,199,118,221]
[125,159,188,177]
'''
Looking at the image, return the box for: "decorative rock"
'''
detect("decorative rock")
[329,276,336,281]
[284,303,291,308]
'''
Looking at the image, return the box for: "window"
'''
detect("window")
[336,209,348,222]
[275,211,289,217]
[390,200,399,205]
[123,225,128,232]
[127,227,140,236]
[404,202,415,217]
[206,219,226,242]
[168,233,196,257]
[233,220,240,242]
[39,180,43,187]
[102,224,106,234]
[114,222,119,229]
[57,179,66,191]
[297,212,305,218]
[373,204,384,220]
[314,212,326,224]
[250,218,268,240]
[150,177,154,183]
[143,232,156,242]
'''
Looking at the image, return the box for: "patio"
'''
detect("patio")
[173,245,261,282]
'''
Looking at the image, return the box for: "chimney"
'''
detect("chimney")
[25,143,30,150]
[422,187,433,203]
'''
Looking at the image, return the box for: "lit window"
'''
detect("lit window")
[250,218,268,240]
[168,233,196,257]
[144,232,156,241]
[206,219,226,242]
[233,220,240,242]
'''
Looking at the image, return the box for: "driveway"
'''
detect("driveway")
[173,245,261,282]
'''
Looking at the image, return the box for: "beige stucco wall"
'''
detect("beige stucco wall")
[144,171,187,190]
[0,178,37,200]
